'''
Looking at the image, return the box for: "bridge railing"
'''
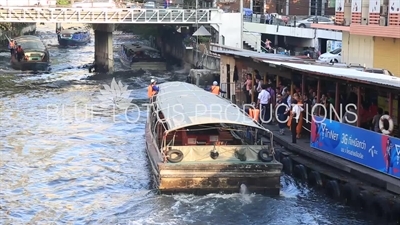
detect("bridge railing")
[0,7,223,23]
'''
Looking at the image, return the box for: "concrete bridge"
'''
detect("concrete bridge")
[0,7,224,73]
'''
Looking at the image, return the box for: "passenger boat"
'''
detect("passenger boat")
[57,26,91,46]
[119,43,166,71]
[146,82,282,195]
[11,35,50,71]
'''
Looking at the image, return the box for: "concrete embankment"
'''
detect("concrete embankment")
[155,28,220,71]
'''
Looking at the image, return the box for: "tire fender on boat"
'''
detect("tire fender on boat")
[371,196,391,220]
[341,183,359,205]
[210,151,219,160]
[293,164,308,181]
[258,148,273,162]
[281,157,293,175]
[325,180,340,199]
[308,170,323,187]
[166,149,184,163]
[273,148,284,162]
[392,200,400,223]
[357,190,372,211]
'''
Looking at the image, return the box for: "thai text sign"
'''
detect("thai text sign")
[389,0,400,13]
[336,0,344,12]
[310,116,400,179]
[352,0,362,13]
[369,0,380,13]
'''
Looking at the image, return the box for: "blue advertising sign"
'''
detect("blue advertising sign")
[310,116,400,179]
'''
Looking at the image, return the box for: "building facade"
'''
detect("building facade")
[219,0,335,15]
[312,0,400,76]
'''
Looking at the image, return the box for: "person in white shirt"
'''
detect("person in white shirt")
[264,12,270,24]
[290,99,304,143]
[257,84,271,123]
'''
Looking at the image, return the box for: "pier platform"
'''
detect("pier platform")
[263,124,400,195]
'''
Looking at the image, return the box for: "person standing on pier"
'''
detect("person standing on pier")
[257,84,271,123]
[289,99,303,143]
[243,74,253,104]
[276,94,288,135]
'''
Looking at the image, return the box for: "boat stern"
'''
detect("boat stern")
[157,161,282,195]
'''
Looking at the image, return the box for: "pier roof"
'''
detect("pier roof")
[211,49,306,62]
[212,49,400,90]
[263,60,400,89]
[155,82,263,132]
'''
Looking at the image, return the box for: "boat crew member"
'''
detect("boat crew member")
[16,45,25,62]
[148,79,160,98]
[8,39,16,56]
[210,81,226,95]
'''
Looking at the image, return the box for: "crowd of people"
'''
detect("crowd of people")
[241,72,397,142]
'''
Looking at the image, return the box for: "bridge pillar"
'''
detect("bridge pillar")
[93,24,114,73]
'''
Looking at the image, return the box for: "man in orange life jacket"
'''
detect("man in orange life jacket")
[16,45,25,62]
[209,81,226,95]
[147,79,160,98]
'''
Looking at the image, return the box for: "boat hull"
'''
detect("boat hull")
[119,47,166,71]
[11,60,49,71]
[145,122,282,195]
[58,37,90,46]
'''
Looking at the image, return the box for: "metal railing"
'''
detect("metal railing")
[0,7,222,23]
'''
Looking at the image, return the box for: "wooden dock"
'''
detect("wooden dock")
[263,124,400,195]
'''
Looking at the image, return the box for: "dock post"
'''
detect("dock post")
[251,71,255,103]
[55,23,61,34]
[356,86,361,127]
[290,80,294,96]
[276,75,279,88]
[389,92,393,116]
[316,79,321,104]
[335,82,340,121]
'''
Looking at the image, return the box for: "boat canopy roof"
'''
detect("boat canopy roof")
[61,27,89,34]
[123,43,159,52]
[14,35,46,51]
[154,82,265,132]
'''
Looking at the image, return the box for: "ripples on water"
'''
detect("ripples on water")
[0,24,374,224]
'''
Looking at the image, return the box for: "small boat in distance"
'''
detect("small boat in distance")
[57,26,91,46]
[11,35,50,71]
[119,43,166,71]
[146,82,282,195]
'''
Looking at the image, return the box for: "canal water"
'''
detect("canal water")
[0,24,374,225]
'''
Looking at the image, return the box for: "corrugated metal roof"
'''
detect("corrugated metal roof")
[263,60,400,89]
[211,49,305,61]
[155,82,263,132]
